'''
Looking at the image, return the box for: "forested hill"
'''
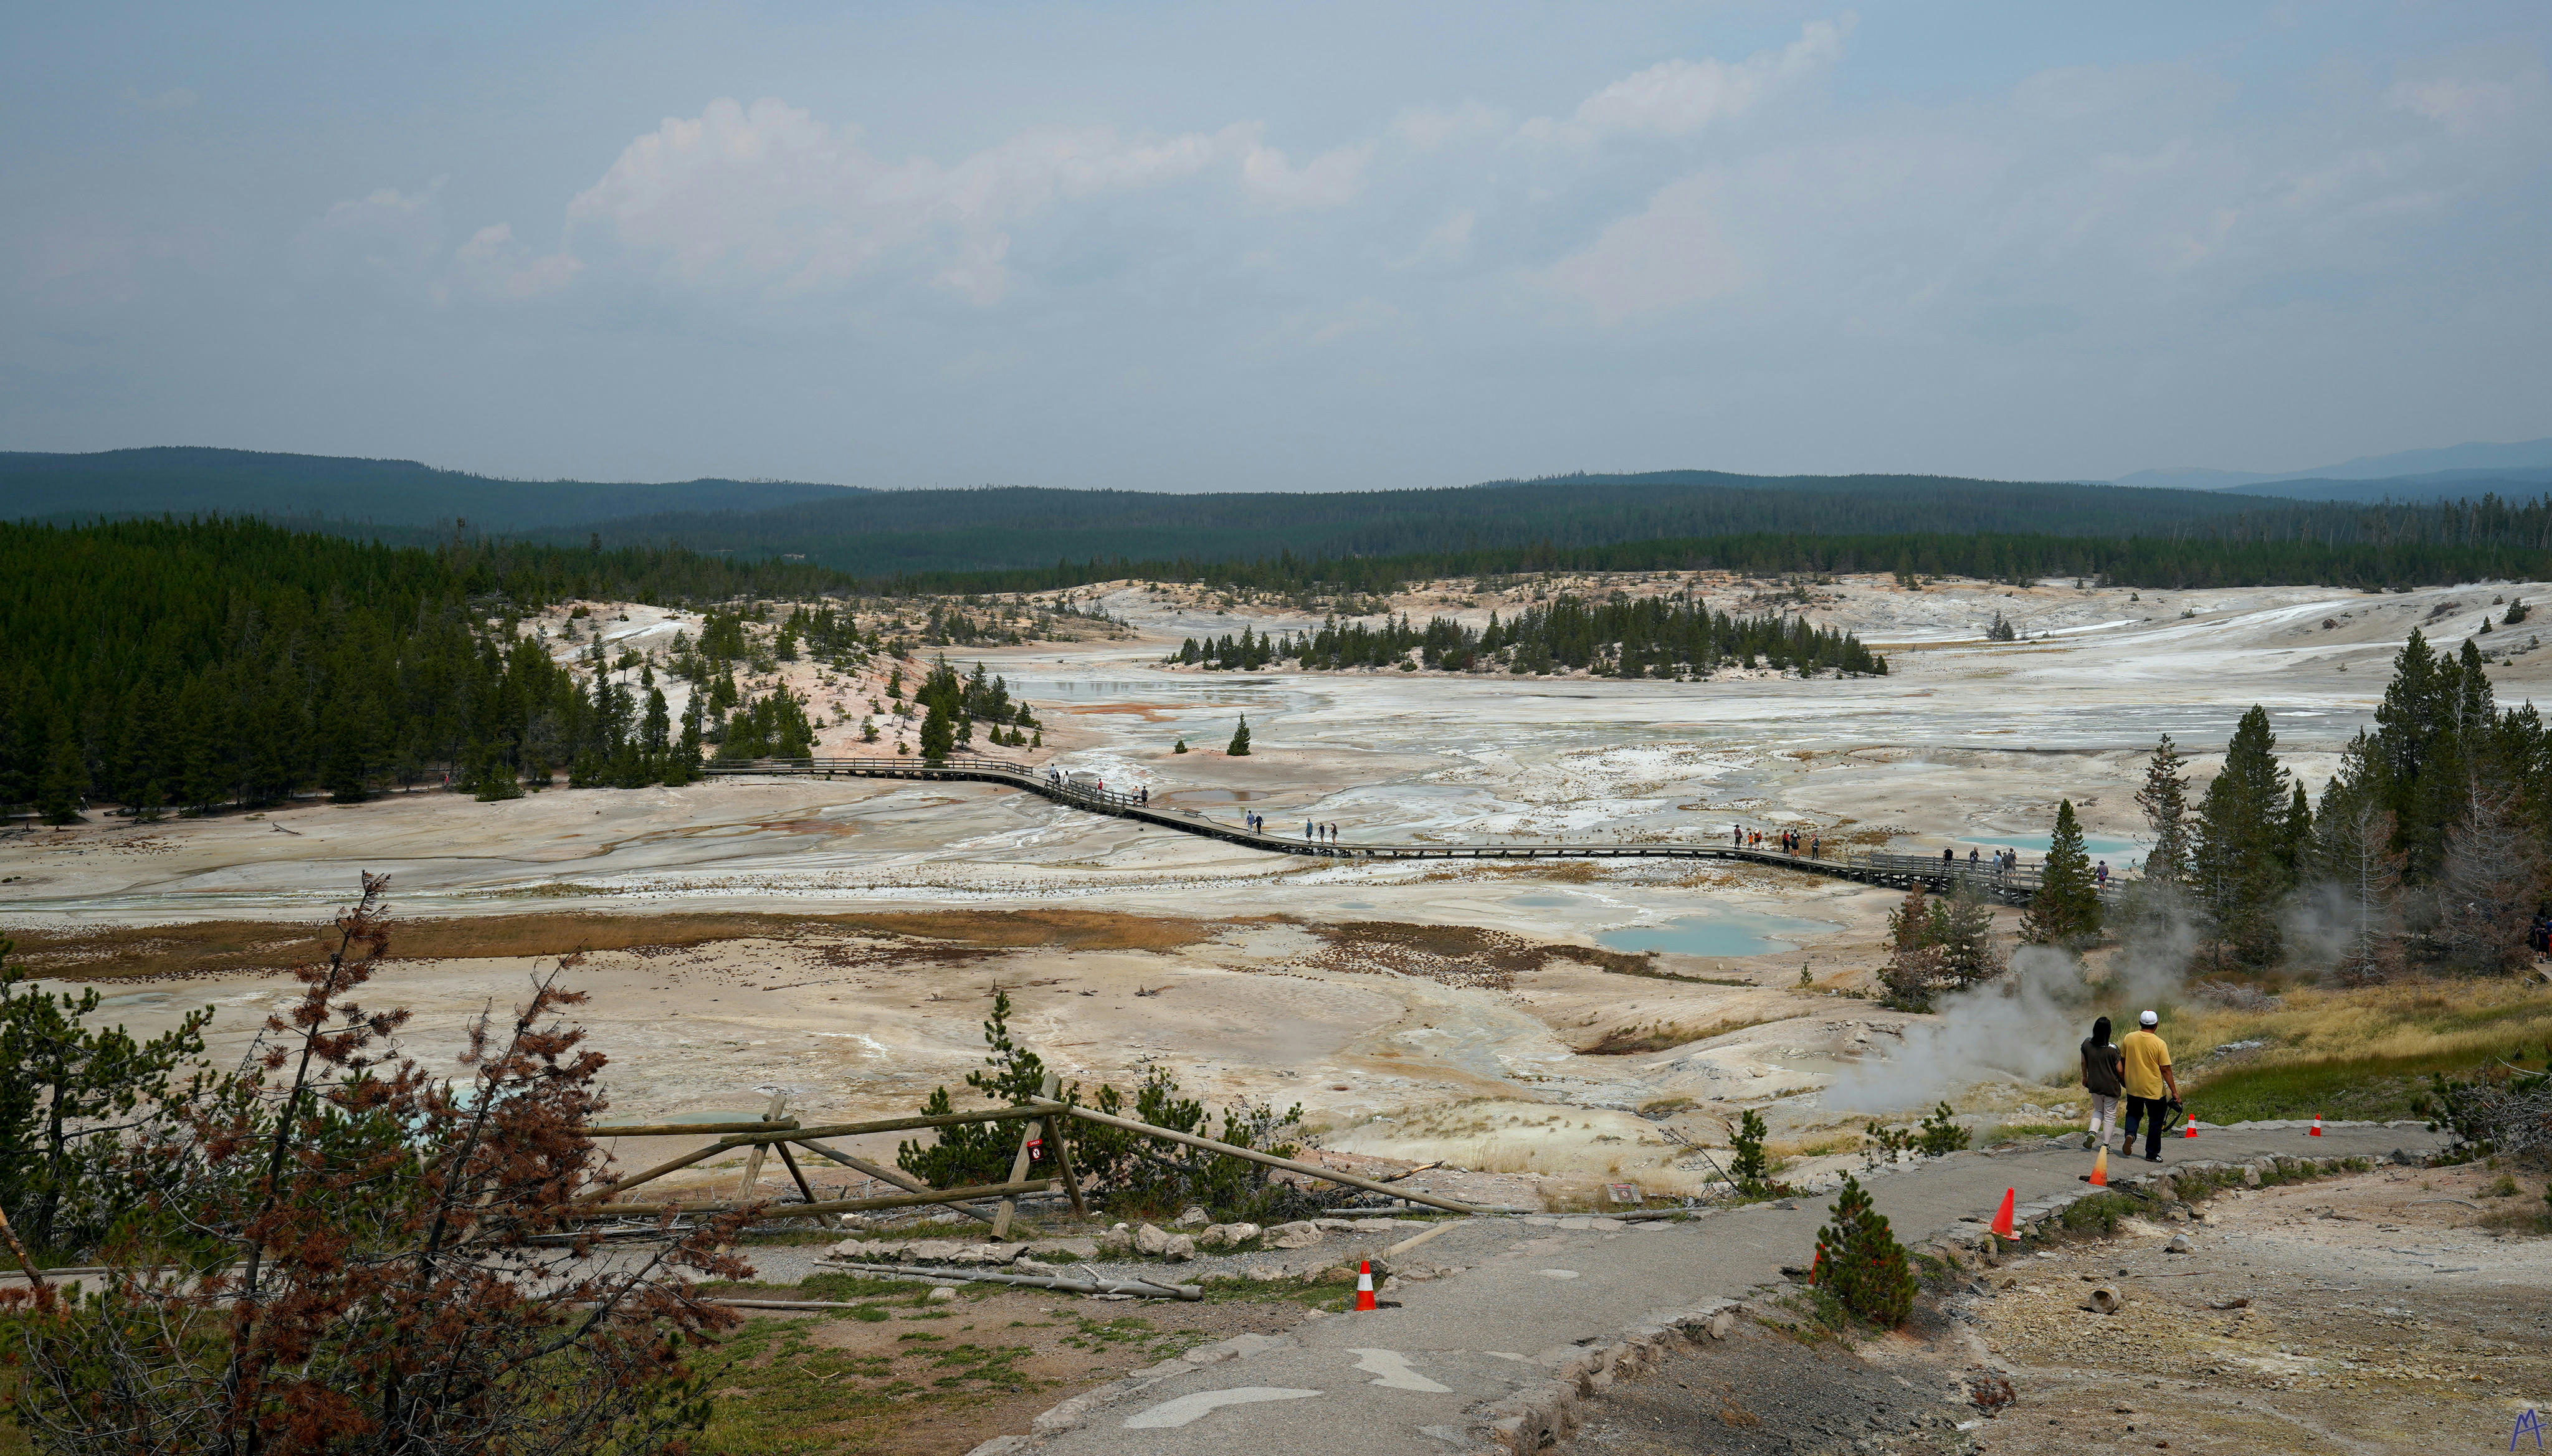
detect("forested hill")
[0,447,859,533]
[565,472,2292,576]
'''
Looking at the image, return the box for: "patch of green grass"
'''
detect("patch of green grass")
[2186,1044,2529,1123]
[692,1314,1046,1455]
[1988,1123,2083,1143]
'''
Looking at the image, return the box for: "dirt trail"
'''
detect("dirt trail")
[1561,1160,2552,1455]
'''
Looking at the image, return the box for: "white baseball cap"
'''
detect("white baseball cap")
[2138,1010,2159,1026]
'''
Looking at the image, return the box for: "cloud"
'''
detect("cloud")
[444,223,580,302]
[1239,137,1373,210]
[1543,172,1754,320]
[2386,74,2523,135]
[1530,16,1852,143]
[297,182,445,282]
[562,97,1237,303]
[1394,102,1501,151]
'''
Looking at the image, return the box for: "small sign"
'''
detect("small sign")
[1027,1138,1045,1163]
[1606,1182,1642,1206]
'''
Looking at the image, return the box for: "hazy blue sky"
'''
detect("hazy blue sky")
[4,2,2545,490]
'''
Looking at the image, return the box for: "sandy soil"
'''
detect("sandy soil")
[1561,1161,2552,1455]
[6,574,2543,1189]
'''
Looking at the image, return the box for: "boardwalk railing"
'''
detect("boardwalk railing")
[703,755,2120,903]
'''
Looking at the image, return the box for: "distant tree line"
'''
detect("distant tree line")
[866,513,2552,602]
[0,517,864,821]
[1171,592,1886,677]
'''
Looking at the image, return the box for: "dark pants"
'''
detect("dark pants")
[2120,1095,2170,1158]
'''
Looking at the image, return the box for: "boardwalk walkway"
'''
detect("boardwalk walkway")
[705,754,2113,905]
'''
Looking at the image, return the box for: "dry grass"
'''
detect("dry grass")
[4,909,1224,982]
[2172,978,2552,1122]
[1411,860,1602,885]
[1288,918,1654,990]
[1578,1012,1789,1056]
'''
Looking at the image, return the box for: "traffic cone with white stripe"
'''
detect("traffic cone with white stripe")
[2086,1146,2108,1188]
[2183,1115,2198,1140]
[2308,1115,2323,1137]
[1353,1259,1378,1312]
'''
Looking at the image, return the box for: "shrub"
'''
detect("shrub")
[1725,1108,1771,1195]
[1809,1174,1916,1327]
[1917,1102,1971,1157]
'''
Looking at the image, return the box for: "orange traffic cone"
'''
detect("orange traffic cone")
[1989,1188,2016,1239]
[2309,1115,2323,1137]
[1353,1259,1378,1312]
[2087,1146,2108,1188]
[2183,1115,2198,1140]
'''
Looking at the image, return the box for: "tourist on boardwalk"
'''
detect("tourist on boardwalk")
[1809,832,1821,858]
[2095,859,2109,887]
[2079,1016,2125,1151]
[1733,824,1744,847]
[2116,1011,2180,1162]
[1942,847,1954,867]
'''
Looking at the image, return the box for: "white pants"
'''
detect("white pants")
[2087,1094,2120,1144]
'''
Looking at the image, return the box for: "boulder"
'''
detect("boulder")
[925,1286,958,1303]
[1161,1234,1197,1262]
[1024,1238,1100,1260]
[1267,1220,1325,1249]
[1245,1265,1287,1282]
[1135,1224,1173,1256]
[1196,1222,1260,1249]
[1096,1225,1134,1254]
[1175,1206,1209,1228]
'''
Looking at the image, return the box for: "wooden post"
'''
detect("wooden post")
[773,1140,819,1205]
[735,1090,788,1203]
[1038,1072,1086,1219]
[989,1102,1042,1240]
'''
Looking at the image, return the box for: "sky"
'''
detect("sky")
[3,2,2547,492]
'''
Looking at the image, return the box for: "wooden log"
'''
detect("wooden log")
[773,1141,819,1206]
[789,1139,998,1227]
[733,1106,1050,1143]
[588,1119,802,1138]
[1040,1100,1492,1215]
[578,1140,731,1204]
[563,1179,1054,1220]
[1039,1073,1087,1218]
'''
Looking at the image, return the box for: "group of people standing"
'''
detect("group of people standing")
[2080,1012,2181,1161]
[1241,811,1336,844]
[1733,826,1822,857]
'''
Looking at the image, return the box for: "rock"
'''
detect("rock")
[1245,1265,1287,1282]
[925,1286,958,1303]
[1162,1234,1196,1262]
[1318,1265,1357,1283]
[1012,1259,1063,1277]
[1176,1206,1209,1227]
[1313,1218,1369,1232]
[1024,1238,1100,1260]
[1267,1220,1325,1249]
[2165,1234,2193,1254]
[1135,1224,1173,1255]
[1195,1221,1260,1249]
[2243,1166,2263,1187]
[2088,1287,2123,1314]
[1707,1311,1735,1339]
[1095,1226,1133,1253]
[951,1242,1027,1266]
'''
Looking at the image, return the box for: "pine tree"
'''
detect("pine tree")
[1809,1174,1916,1326]
[1227,715,1252,756]
[918,700,956,761]
[1933,882,1999,987]
[2019,799,2102,946]
[35,728,83,826]
[1878,884,1945,1010]
[2323,796,2404,984]
[2192,706,2291,966]
[897,989,1049,1189]
[2135,734,2191,885]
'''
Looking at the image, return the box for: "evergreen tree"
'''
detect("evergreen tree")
[35,727,84,825]
[1809,1174,1916,1327]
[1227,715,1252,756]
[896,990,1049,1189]
[1878,884,1945,1010]
[2191,706,2291,967]
[918,699,956,760]
[2019,799,2102,946]
[2134,734,2191,885]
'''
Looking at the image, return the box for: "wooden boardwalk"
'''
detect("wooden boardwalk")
[703,754,2114,905]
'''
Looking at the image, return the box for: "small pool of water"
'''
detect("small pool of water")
[1337,901,1374,910]
[1505,894,1580,908]
[1958,832,2141,858]
[1597,911,1835,958]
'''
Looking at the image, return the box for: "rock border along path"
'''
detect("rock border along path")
[705,754,2092,904]
[961,1121,2438,1456]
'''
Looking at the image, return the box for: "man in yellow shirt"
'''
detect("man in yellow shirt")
[2116,1010,2181,1161]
